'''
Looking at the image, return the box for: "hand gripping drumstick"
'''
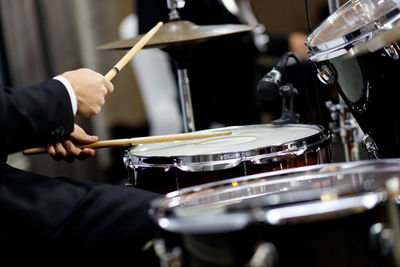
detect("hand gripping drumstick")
[104,21,163,81]
[23,22,164,156]
[23,131,232,155]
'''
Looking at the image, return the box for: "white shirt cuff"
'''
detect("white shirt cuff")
[53,76,77,115]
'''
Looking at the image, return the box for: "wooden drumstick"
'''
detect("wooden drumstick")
[104,21,163,81]
[23,130,232,155]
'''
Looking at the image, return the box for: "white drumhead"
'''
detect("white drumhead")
[129,124,321,157]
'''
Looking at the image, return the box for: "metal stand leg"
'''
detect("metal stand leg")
[177,68,195,132]
[164,0,195,132]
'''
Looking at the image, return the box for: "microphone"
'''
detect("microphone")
[257,52,294,101]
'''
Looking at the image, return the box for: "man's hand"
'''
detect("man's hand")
[46,124,98,162]
[60,68,114,117]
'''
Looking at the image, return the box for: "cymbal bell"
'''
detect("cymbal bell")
[97,20,254,50]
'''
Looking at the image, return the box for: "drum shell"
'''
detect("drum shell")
[150,159,400,267]
[303,0,400,158]
[320,49,400,158]
[157,203,393,267]
[127,147,330,194]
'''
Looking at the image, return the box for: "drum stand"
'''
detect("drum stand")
[326,99,361,162]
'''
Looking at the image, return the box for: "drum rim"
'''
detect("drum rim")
[151,192,387,234]
[124,124,330,172]
[150,159,400,233]
[305,0,400,61]
[155,158,400,206]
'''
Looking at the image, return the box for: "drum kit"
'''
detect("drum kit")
[98,0,400,266]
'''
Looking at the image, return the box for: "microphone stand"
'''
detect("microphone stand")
[271,83,300,125]
[257,52,302,125]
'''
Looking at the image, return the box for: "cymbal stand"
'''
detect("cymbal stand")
[174,58,196,132]
[165,0,196,132]
[167,0,185,20]
[221,0,269,53]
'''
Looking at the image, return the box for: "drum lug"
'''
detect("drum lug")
[361,134,379,158]
[124,158,135,187]
[172,158,181,169]
[385,177,400,266]
[124,150,135,186]
[247,242,278,267]
[370,223,394,258]
[126,168,139,187]
[154,238,183,267]
[315,63,336,85]
[383,43,400,60]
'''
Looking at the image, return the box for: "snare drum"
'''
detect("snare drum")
[305,0,400,158]
[123,124,331,193]
[150,159,400,267]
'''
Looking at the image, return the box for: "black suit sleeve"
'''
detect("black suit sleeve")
[0,79,74,156]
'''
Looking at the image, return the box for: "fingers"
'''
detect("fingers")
[46,144,59,160]
[46,143,69,162]
[64,140,96,160]
[46,141,96,162]
[70,124,99,144]
[104,78,114,94]
[46,124,98,162]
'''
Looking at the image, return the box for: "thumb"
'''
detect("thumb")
[70,124,99,144]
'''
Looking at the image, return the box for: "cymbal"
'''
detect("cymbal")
[97,20,254,50]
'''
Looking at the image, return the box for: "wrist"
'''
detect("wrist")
[53,75,78,115]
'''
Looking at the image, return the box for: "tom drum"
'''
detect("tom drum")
[123,124,331,194]
[305,0,400,158]
[150,159,400,267]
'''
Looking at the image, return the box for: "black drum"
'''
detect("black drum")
[123,124,331,194]
[305,0,400,158]
[150,159,400,267]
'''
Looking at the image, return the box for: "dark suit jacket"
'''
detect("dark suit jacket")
[0,79,77,255]
[0,79,74,160]
[0,80,159,263]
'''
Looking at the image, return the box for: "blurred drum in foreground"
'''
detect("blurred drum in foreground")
[150,159,400,267]
[123,124,331,193]
[305,0,400,158]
